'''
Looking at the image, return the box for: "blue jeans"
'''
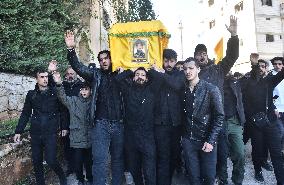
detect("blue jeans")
[182,138,217,185]
[92,119,124,185]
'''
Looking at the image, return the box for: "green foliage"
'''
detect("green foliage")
[112,0,156,23]
[0,118,22,137]
[0,0,79,76]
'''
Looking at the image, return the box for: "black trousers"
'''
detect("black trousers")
[251,120,284,184]
[73,147,93,183]
[31,134,66,185]
[125,126,156,185]
[182,138,217,185]
[154,125,182,185]
[62,134,75,172]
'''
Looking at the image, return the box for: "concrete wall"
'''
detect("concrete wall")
[0,73,36,121]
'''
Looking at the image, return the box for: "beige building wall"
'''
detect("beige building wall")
[197,0,284,74]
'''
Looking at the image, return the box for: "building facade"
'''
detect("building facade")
[197,0,284,73]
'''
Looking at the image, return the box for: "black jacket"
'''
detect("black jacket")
[62,79,83,96]
[199,36,239,96]
[242,69,284,122]
[15,86,67,135]
[115,70,162,128]
[183,80,224,145]
[154,69,183,126]
[224,77,246,125]
[67,49,123,123]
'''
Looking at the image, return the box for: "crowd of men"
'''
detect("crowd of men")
[13,16,284,185]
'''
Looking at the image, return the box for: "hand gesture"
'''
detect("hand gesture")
[117,67,124,74]
[48,60,58,73]
[59,130,68,137]
[14,134,21,143]
[53,71,62,84]
[202,142,213,152]
[65,30,76,49]
[226,15,237,37]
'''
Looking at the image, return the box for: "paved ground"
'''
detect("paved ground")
[48,142,277,185]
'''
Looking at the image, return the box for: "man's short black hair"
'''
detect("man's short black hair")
[34,67,48,78]
[163,49,177,61]
[175,61,184,66]
[184,57,200,68]
[194,44,207,56]
[271,57,284,65]
[134,67,148,76]
[97,50,111,61]
[258,59,269,67]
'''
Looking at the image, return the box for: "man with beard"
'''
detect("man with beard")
[154,49,183,185]
[62,66,84,175]
[115,67,162,185]
[242,59,284,184]
[193,16,239,185]
[14,68,68,185]
[48,61,84,175]
[65,31,125,185]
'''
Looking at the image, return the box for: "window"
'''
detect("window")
[235,1,244,13]
[209,20,215,29]
[261,0,272,6]
[266,17,270,20]
[208,0,214,6]
[266,34,274,42]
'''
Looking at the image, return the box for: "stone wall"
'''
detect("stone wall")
[0,73,36,121]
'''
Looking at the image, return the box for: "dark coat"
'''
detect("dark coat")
[115,69,162,128]
[15,86,67,135]
[154,69,183,126]
[62,79,83,97]
[67,49,123,123]
[225,77,246,125]
[242,69,284,122]
[199,36,239,96]
[182,80,224,146]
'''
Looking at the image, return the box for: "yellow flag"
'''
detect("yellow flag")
[214,38,223,64]
[109,20,170,71]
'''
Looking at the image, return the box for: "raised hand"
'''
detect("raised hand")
[225,15,237,37]
[48,60,58,73]
[14,134,21,143]
[53,71,62,84]
[65,30,76,49]
[202,142,213,152]
[117,67,124,74]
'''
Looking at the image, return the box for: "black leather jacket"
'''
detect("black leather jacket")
[183,80,224,145]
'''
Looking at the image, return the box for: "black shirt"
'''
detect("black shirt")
[184,86,196,122]
[96,70,122,120]
[224,79,237,119]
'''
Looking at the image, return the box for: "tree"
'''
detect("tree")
[112,0,156,23]
[0,0,79,76]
